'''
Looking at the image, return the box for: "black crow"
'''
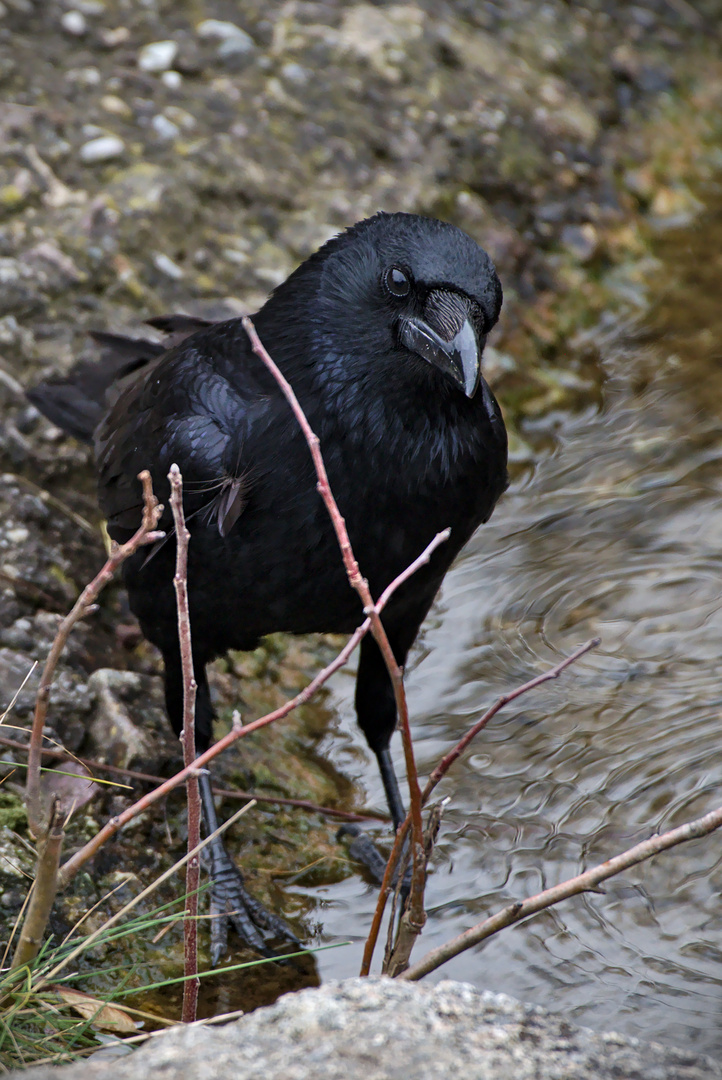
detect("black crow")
[28,212,508,961]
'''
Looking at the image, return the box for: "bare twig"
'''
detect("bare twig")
[25,471,163,839]
[168,464,200,1024]
[400,802,722,980]
[0,736,387,822]
[423,638,600,803]
[34,801,257,992]
[385,797,449,976]
[11,798,64,969]
[360,639,599,976]
[56,530,448,890]
[243,316,430,946]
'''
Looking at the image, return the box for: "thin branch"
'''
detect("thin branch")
[400,802,722,981]
[243,316,430,943]
[56,529,448,891]
[168,464,200,1024]
[360,638,599,976]
[423,637,600,803]
[0,737,387,822]
[25,471,163,839]
[34,801,257,992]
[11,798,64,969]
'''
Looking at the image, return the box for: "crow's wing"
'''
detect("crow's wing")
[95,327,275,541]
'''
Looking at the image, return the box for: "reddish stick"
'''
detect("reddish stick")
[359,637,600,976]
[55,529,449,890]
[242,316,428,932]
[26,471,163,839]
[169,464,200,1024]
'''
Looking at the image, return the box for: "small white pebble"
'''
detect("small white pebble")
[100,94,132,118]
[137,39,178,73]
[6,527,29,544]
[161,69,182,89]
[79,135,125,163]
[99,26,130,48]
[196,18,254,49]
[152,252,184,280]
[281,62,308,85]
[151,114,179,140]
[60,10,86,35]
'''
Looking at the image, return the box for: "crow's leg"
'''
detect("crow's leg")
[340,630,417,886]
[163,651,299,964]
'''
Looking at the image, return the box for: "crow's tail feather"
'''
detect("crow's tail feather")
[26,314,213,443]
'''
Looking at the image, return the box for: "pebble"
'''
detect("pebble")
[101,94,132,118]
[161,69,182,89]
[79,135,125,164]
[561,223,599,262]
[281,63,308,85]
[60,10,86,35]
[98,26,130,48]
[151,114,179,140]
[138,40,178,73]
[152,252,184,280]
[196,18,255,55]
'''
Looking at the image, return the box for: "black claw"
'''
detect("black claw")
[207,849,300,965]
[337,824,413,898]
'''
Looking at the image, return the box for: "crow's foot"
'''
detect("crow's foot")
[336,824,412,898]
[209,849,300,966]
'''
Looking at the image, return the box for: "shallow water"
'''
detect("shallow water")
[299,192,722,1055]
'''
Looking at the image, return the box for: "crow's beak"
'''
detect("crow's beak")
[400,315,481,398]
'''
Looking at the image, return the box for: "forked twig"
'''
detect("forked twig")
[400,802,722,980]
[55,529,449,890]
[25,471,163,839]
[360,638,600,976]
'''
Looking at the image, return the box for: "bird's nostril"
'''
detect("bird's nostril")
[423,289,472,342]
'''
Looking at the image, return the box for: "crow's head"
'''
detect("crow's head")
[274,212,502,400]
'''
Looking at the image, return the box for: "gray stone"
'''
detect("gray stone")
[10,979,722,1080]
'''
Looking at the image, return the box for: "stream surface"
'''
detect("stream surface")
[295,190,722,1056]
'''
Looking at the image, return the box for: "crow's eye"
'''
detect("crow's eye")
[384,266,411,297]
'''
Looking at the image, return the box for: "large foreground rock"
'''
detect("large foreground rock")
[15,978,721,1080]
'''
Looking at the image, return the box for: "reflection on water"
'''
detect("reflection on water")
[301,192,722,1055]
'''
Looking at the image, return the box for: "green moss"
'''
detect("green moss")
[0,791,26,830]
